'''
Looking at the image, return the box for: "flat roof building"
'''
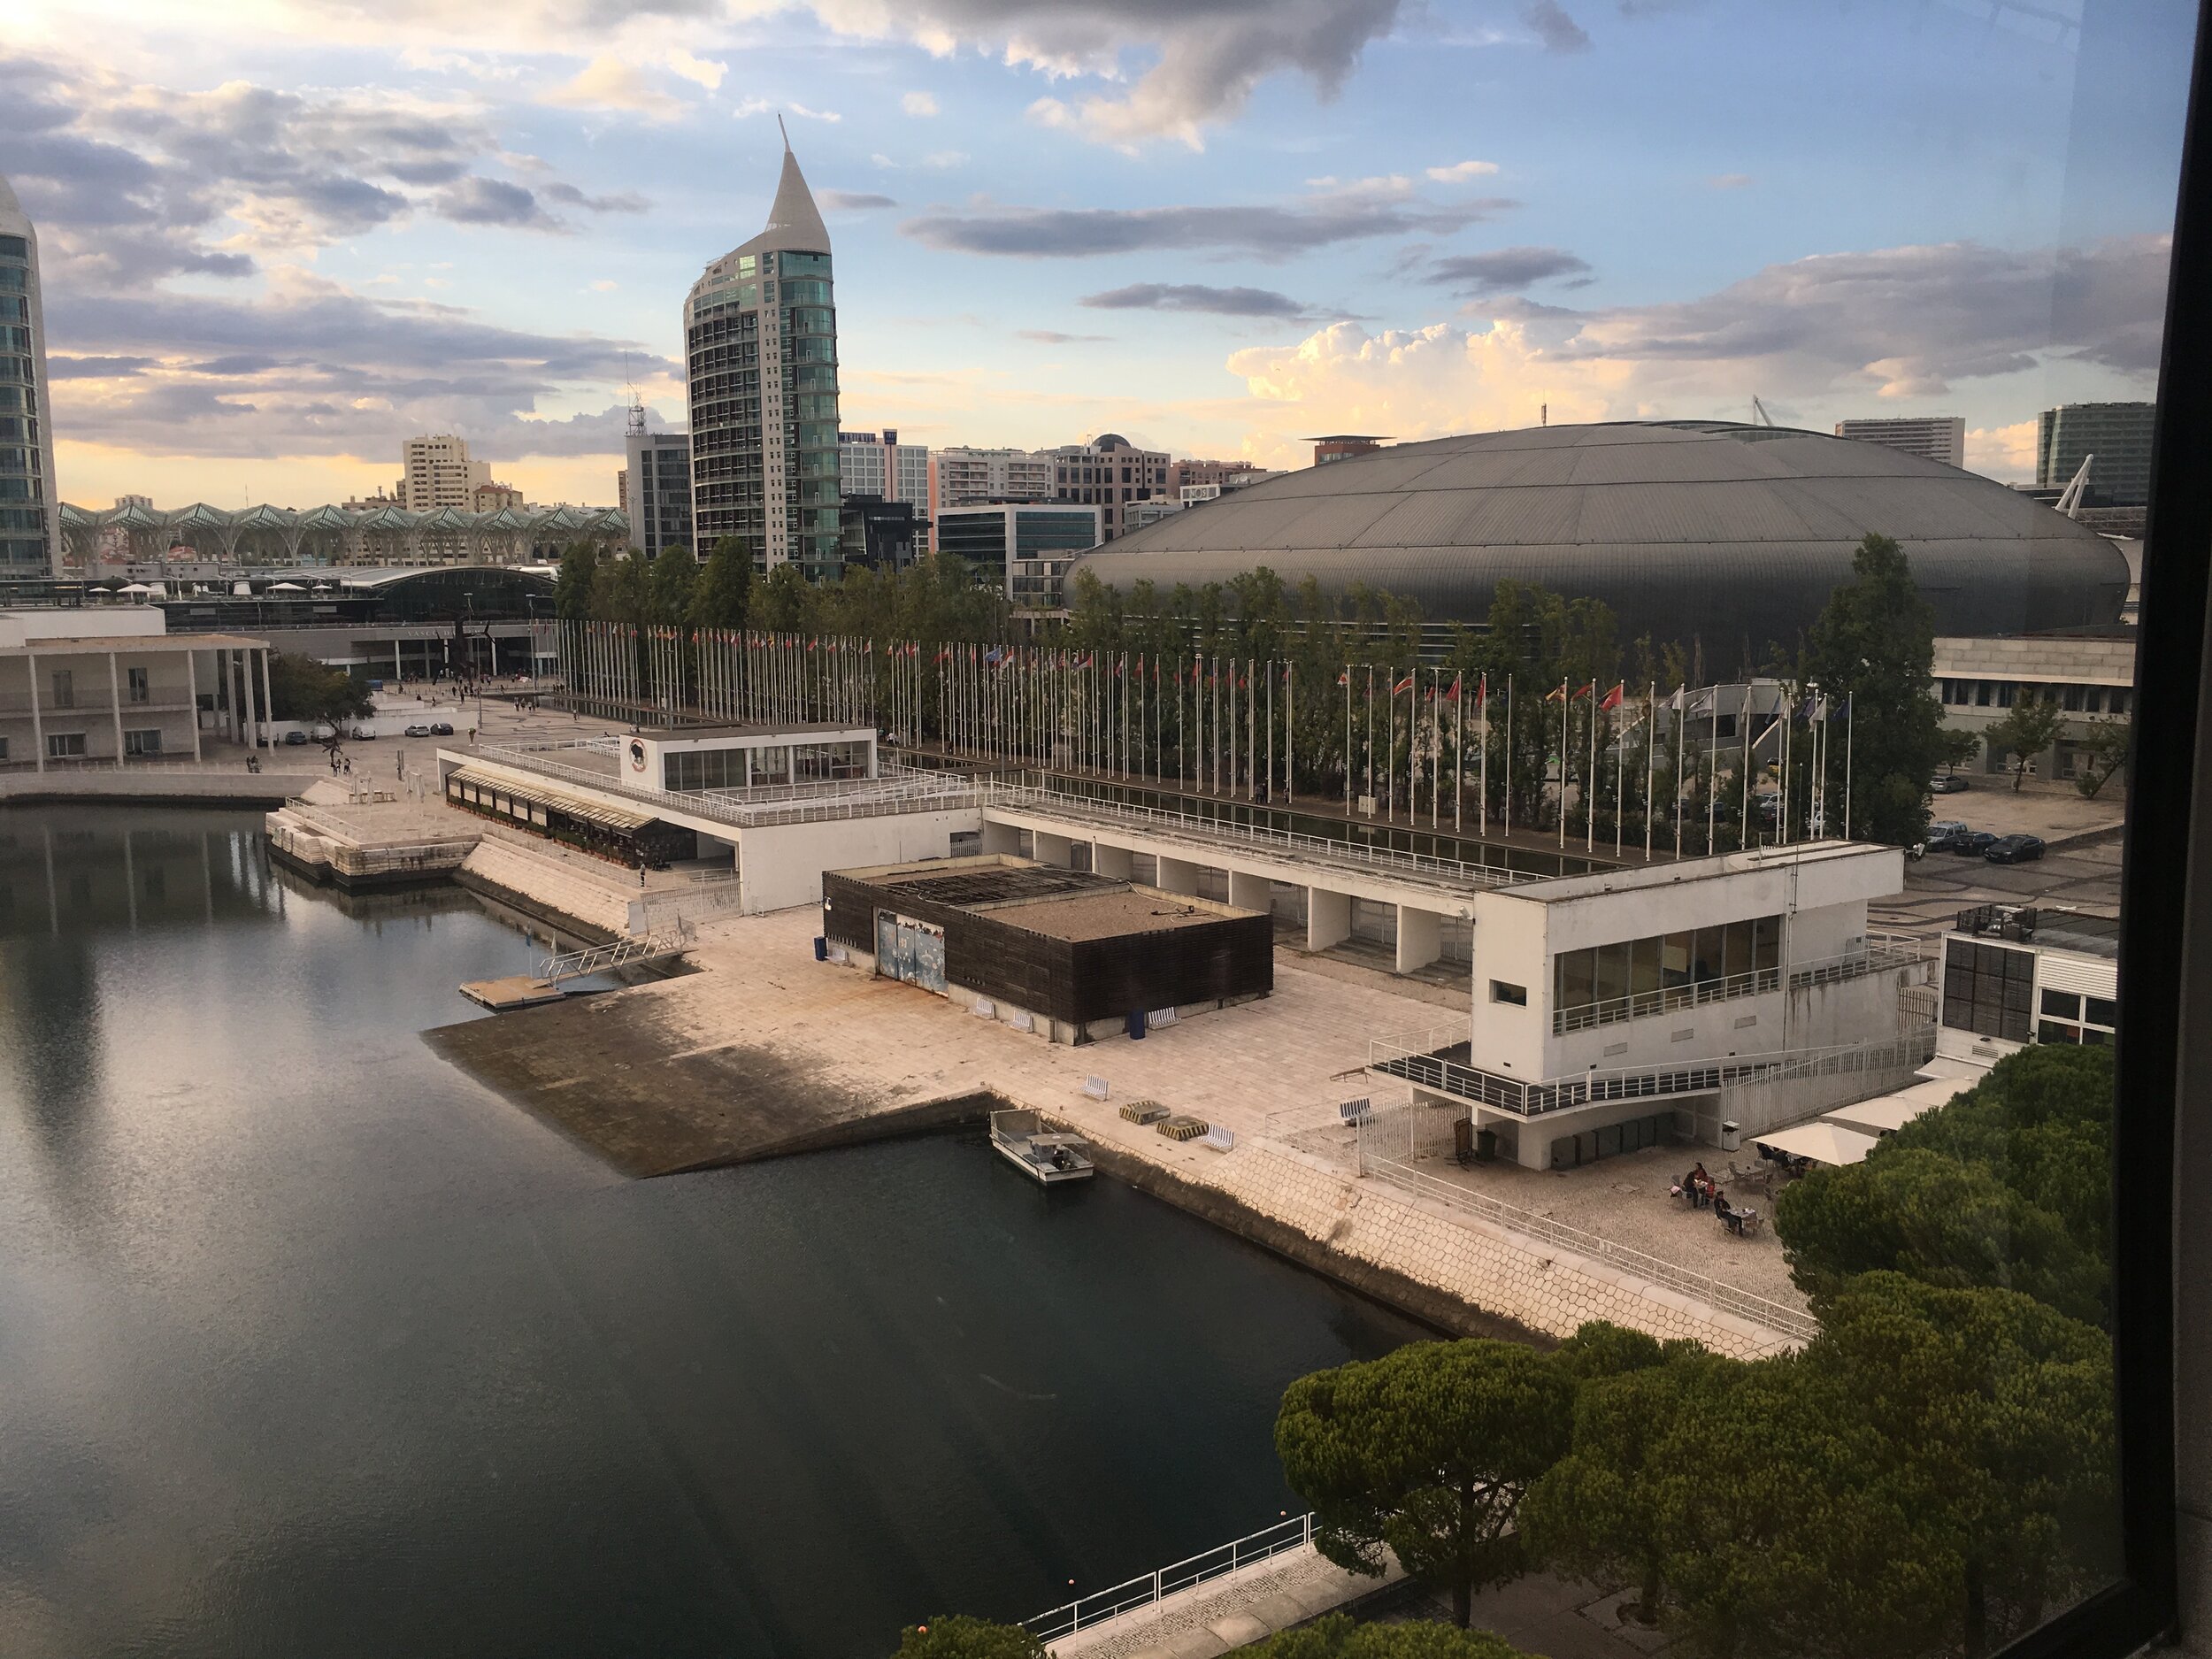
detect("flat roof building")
[935,503,1103,611]
[1,607,273,770]
[625,429,695,561]
[822,853,1272,1044]
[1834,416,1966,469]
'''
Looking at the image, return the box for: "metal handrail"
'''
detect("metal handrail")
[535,932,685,981]
[987,780,1523,896]
[1370,1024,1939,1118]
[464,749,981,829]
[1788,933,1929,987]
[1023,1514,1317,1643]
[1553,967,1779,1034]
[1356,1145,1817,1343]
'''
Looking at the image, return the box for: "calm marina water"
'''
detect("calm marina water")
[0,803,1422,1659]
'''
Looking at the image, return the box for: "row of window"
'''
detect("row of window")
[3,730,165,761]
[1552,916,1786,1017]
[39,668,153,709]
[1938,678,2133,715]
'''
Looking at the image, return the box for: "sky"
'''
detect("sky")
[3,0,2199,511]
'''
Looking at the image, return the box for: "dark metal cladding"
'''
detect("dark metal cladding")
[1071,422,2131,649]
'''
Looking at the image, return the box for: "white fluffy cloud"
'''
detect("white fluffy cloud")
[541,56,686,120]
[1427,159,1501,182]
[902,89,939,116]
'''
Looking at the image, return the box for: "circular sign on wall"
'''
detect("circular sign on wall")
[628,739,647,772]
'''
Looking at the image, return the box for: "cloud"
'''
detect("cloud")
[1709,173,1752,189]
[732,97,841,122]
[43,267,675,465]
[1524,1,1593,51]
[434,176,562,230]
[1217,234,2169,459]
[541,55,684,120]
[1017,329,1111,344]
[820,189,898,211]
[587,279,618,291]
[1426,159,1501,183]
[1079,282,1320,320]
[47,355,154,379]
[1425,246,1594,294]
[902,183,1512,260]
[1966,419,2039,482]
[542,180,649,212]
[663,49,726,91]
[902,91,939,117]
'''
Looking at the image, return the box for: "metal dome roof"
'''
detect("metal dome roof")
[1071,421,2130,649]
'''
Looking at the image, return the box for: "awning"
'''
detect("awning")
[449,765,657,833]
[1820,1077,1970,1138]
[1752,1122,1881,1167]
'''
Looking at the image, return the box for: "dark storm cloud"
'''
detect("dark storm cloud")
[46,355,153,378]
[1079,282,1317,319]
[542,181,650,213]
[1016,329,1112,344]
[1427,246,1594,294]
[434,177,562,229]
[1524,1,1593,51]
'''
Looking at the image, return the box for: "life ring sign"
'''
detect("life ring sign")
[628,738,648,773]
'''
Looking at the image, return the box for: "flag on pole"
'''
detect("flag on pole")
[1600,682,1625,711]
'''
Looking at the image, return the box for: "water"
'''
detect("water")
[0,804,1425,1659]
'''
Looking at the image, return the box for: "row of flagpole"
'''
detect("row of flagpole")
[552,623,1858,851]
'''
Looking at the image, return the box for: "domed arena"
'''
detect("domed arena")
[1071,421,2130,649]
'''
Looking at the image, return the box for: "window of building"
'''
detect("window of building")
[45,732,85,759]
[127,666,149,703]
[1552,915,1781,1032]
[1490,979,1527,1006]
[123,729,161,757]
[50,669,72,709]
[1940,938,2034,1042]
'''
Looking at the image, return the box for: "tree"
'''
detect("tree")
[1775,1146,2108,1328]
[645,544,698,627]
[1521,1347,1725,1627]
[690,536,755,632]
[1275,1338,1578,1626]
[265,651,372,725]
[1801,534,1948,846]
[1246,1612,1535,1658]
[1982,693,2064,791]
[1939,728,1982,777]
[553,542,598,621]
[2072,712,2130,798]
[889,1617,1048,1658]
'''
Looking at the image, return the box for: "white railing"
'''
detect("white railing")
[986,779,1533,895]
[1368,1024,1939,1118]
[1353,1136,1818,1343]
[1023,1514,1317,1644]
[465,748,982,829]
[535,931,686,981]
[1553,967,1780,1035]
[1788,932,1930,988]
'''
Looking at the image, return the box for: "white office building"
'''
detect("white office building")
[838,430,929,510]
[684,139,841,576]
[400,434,492,513]
[1833,417,1967,469]
[0,174,59,575]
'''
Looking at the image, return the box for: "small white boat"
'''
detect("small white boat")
[990,1109,1095,1185]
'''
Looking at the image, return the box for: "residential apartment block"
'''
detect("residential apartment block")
[625,429,695,560]
[838,429,929,510]
[399,434,492,513]
[1833,417,1966,469]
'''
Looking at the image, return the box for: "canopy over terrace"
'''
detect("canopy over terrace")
[1752,1120,1882,1167]
[58,499,630,568]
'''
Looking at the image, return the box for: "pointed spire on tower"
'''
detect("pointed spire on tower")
[758,142,830,251]
[778,112,791,152]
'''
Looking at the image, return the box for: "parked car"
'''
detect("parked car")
[1923,819,1970,851]
[282,730,309,746]
[351,726,378,740]
[403,724,432,738]
[429,721,455,736]
[1951,830,1999,856]
[1930,772,1970,794]
[1985,833,2048,864]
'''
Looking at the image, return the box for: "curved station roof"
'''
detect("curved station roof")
[1071,421,2131,646]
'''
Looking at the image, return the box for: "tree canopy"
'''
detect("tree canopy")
[1982,694,2065,791]
[888,1616,1048,1659]
[265,651,372,725]
[1801,534,1947,845]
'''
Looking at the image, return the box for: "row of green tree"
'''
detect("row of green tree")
[895,1045,2117,1659]
[558,534,2001,848]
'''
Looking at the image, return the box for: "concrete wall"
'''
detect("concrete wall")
[741,808,971,913]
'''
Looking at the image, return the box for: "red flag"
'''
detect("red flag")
[1600,681,1625,710]
[1337,671,1349,687]
[1446,675,1463,701]
[1572,680,1595,701]
[1393,673,1414,695]
[1477,673,1487,706]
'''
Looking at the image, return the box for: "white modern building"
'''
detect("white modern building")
[1834,417,1966,469]
[927,447,1056,549]
[934,503,1102,610]
[684,137,841,576]
[400,435,493,513]
[0,173,59,576]
[625,429,695,560]
[1932,628,2135,786]
[1369,841,1932,1170]
[1937,902,2116,1065]
[838,429,929,510]
[0,607,273,770]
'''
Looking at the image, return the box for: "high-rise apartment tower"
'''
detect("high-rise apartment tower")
[683,136,841,575]
[400,434,491,512]
[1833,417,1966,470]
[0,175,59,574]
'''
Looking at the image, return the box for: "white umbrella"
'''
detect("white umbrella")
[266,580,307,592]
[1753,1122,1881,1167]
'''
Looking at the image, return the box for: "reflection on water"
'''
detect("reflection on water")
[0,804,1423,1659]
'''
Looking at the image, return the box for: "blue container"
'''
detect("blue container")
[813,936,829,962]
[1126,1010,1147,1041]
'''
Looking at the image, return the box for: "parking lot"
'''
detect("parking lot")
[1875,780,2126,940]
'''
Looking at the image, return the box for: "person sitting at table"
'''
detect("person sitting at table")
[1688,1164,1712,1207]
[1713,1191,1740,1233]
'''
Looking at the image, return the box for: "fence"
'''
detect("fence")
[1353,1102,1819,1342]
[986,778,1529,895]
[468,746,983,829]
[1022,1514,1317,1644]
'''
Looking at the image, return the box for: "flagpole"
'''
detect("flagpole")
[1478,674,1487,841]
[1740,683,1755,850]
[1344,664,1353,814]
[1502,674,1513,841]
[1557,677,1567,851]
[1454,673,1464,833]
[1844,697,1854,839]
[1586,684,1597,856]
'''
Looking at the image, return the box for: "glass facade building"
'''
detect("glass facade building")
[0,175,57,575]
[682,144,841,579]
